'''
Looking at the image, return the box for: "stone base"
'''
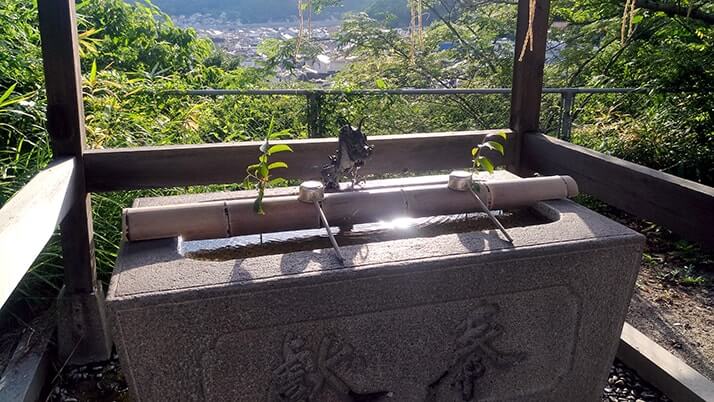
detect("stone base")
[108,199,644,401]
[57,284,112,365]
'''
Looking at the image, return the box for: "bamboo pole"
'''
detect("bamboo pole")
[123,175,578,242]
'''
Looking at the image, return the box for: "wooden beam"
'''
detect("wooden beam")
[0,310,55,402]
[38,0,95,294]
[509,0,551,171]
[618,323,714,402]
[521,134,714,249]
[84,130,512,192]
[38,0,111,364]
[0,158,75,310]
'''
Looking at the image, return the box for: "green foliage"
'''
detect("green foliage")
[331,7,516,132]
[0,0,43,91]
[2,0,713,319]
[146,0,394,23]
[365,0,412,27]
[257,38,323,74]
[331,0,712,183]
[547,0,714,183]
[0,0,297,307]
[471,132,507,174]
[243,118,293,214]
[660,265,707,287]
[76,0,214,74]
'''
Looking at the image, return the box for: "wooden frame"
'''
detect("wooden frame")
[15,0,711,373]
[0,158,76,309]
[38,0,95,295]
[84,130,510,192]
[509,0,551,170]
[37,0,111,364]
[521,134,714,250]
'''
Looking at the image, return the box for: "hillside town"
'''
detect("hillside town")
[173,14,352,82]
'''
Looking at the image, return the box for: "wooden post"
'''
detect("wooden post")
[509,0,551,173]
[38,0,111,364]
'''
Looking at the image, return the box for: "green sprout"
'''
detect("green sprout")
[660,265,707,287]
[244,118,293,215]
[472,132,508,174]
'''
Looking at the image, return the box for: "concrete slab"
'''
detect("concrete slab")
[618,322,714,402]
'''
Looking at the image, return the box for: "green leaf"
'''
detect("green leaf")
[89,60,97,84]
[269,129,292,140]
[375,78,387,89]
[266,116,275,140]
[492,142,505,155]
[0,83,17,105]
[471,147,479,157]
[259,165,269,178]
[268,161,288,170]
[483,141,504,155]
[478,156,494,174]
[246,163,261,173]
[268,178,286,186]
[267,144,293,155]
[631,15,643,24]
[496,131,508,140]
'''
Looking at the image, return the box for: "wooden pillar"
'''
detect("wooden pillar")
[509,0,551,174]
[38,0,111,364]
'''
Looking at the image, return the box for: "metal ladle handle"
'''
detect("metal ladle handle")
[448,171,514,243]
[298,181,345,263]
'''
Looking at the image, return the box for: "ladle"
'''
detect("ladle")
[448,170,514,243]
[298,181,345,263]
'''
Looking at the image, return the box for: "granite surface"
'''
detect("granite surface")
[107,197,644,402]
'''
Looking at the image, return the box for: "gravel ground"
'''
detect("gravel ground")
[47,352,129,402]
[601,360,671,402]
[45,353,670,402]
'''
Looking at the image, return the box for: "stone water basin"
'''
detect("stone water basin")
[107,180,644,402]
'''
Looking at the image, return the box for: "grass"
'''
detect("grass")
[660,265,707,287]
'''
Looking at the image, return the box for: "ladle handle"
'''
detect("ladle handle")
[467,187,514,243]
[314,201,345,263]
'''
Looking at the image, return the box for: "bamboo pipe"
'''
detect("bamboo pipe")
[122,175,578,242]
[448,171,513,243]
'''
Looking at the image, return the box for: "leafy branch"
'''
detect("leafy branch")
[471,132,507,174]
[243,118,293,215]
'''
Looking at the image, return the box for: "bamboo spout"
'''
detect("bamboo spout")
[122,175,578,242]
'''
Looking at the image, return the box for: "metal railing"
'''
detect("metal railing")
[163,87,649,140]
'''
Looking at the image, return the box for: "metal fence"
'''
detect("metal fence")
[163,87,651,140]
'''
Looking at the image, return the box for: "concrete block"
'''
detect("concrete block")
[57,284,112,365]
[107,199,643,401]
